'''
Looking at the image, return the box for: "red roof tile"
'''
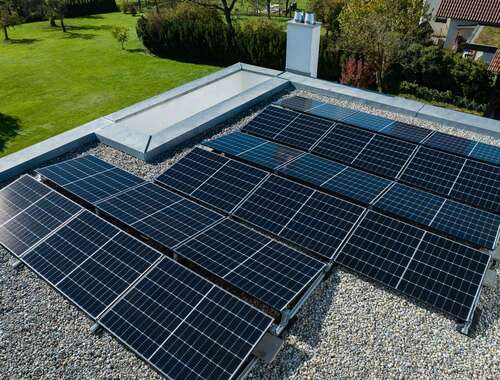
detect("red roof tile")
[436,0,500,25]
[489,50,500,74]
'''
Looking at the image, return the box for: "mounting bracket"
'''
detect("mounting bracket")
[11,259,23,270]
[456,308,481,336]
[90,322,103,335]
[252,333,284,363]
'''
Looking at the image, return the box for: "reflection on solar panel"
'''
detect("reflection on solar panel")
[175,219,326,310]
[312,124,374,164]
[424,132,477,157]
[242,105,298,140]
[100,257,273,380]
[470,142,500,166]
[273,114,334,151]
[23,211,161,318]
[233,176,365,260]
[156,148,267,213]
[379,121,433,144]
[277,96,323,112]
[342,112,394,132]
[0,176,81,257]
[352,135,417,178]
[449,160,500,214]
[399,147,466,195]
[204,132,267,157]
[309,103,358,121]
[238,140,303,170]
[37,155,145,203]
[335,211,490,321]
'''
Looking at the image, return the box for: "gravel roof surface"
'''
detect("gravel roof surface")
[1,90,499,379]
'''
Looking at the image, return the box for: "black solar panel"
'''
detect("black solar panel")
[175,219,326,310]
[0,176,82,257]
[449,160,500,214]
[23,211,161,318]
[242,105,299,140]
[238,140,303,170]
[352,135,417,178]
[312,123,374,164]
[335,211,490,321]
[273,114,334,151]
[342,112,394,132]
[233,176,365,260]
[37,156,145,204]
[156,148,267,213]
[309,103,357,121]
[399,147,466,196]
[277,96,323,112]
[379,121,433,144]
[424,132,477,157]
[204,132,268,157]
[100,257,273,380]
[469,142,500,166]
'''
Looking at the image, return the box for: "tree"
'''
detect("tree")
[0,0,22,41]
[310,0,345,38]
[45,0,67,32]
[111,25,129,49]
[338,0,424,92]
[188,0,237,29]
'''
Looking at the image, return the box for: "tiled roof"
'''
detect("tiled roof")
[489,50,500,74]
[436,0,500,25]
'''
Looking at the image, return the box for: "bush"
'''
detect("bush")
[340,57,374,88]
[64,0,118,18]
[400,81,487,113]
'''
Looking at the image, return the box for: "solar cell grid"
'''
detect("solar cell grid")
[204,132,267,157]
[399,147,466,196]
[174,219,325,310]
[352,135,417,178]
[379,121,433,143]
[424,132,477,157]
[469,142,500,166]
[309,103,357,121]
[342,112,394,132]
[273,114,334,151]
[242,105,299,140]
[312,123,374,164]
[449,160,500,214]
[238,140,303,170]
[22,211,161,318]
[277,96,322,112]
[100,257,273,380]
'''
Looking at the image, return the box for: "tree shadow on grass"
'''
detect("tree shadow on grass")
[66,24,114,31]
[0,113,21,152]
[127,48,144,53]
[6,38,39,45]
[64,31,96,40]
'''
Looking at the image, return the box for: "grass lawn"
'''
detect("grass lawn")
[0,12,219,158]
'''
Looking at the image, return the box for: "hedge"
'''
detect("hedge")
[65,0,118,18]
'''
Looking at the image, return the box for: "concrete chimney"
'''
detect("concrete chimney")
[286,20,321,78]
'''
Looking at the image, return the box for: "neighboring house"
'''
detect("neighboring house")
[423,0,447,37]
[433,0,500,64]
[486,51,500,120]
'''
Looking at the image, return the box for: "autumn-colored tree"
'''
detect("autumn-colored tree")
[340,57,375,88]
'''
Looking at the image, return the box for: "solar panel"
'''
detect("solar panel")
[0,176,82,257]
[352,135,417,178]
[237,139,303,170]
[23,211,161,318]
[335,211,490,321]
[204,132,268,157]
[233,176,365,260]
[312,123,374,164]
[342,112,394,132]
[430,201,500,250]
[469,142,500,166]
[399,147,466,196]
[99,257,273,380]
[97,184,224,249]
[37,156,145,204]
[379,121,433,144]
[424,132,477,157]
[449,160,500,214]
[373,183,444,226]
[322,168,392,205]
[174,219,326,310]
[309,103,358,121]
[156,148,267,213]
[278,153,347,187]
[273,114,334,151]
[242,105,299,140]
[277,95,323,112]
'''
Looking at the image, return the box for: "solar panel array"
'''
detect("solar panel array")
[278,95,500,165]
[0,177,273,380]
[204,133,499,250]
[37,157,326,312]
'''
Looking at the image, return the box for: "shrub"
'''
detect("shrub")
[400,81,487,113]
[111,25,129,49]
[64,0,118,18]
[340,57,374,88]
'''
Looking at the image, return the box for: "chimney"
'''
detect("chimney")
[285,15,321,78]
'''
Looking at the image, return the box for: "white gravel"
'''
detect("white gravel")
[1,90,499,379]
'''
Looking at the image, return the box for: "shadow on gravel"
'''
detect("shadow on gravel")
[468,282,499,338]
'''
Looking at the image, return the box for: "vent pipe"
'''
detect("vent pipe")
[285,16,321,78]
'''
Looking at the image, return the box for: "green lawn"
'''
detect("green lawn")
[0,12,218,158]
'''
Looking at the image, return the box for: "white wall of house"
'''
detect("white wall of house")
[424,0,448,37]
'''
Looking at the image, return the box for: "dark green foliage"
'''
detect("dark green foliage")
[400,81,486,113]
[64,0,117,18]
[399,44,493,105]
[318,38,343,81]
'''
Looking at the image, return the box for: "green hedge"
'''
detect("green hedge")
[65,0,118,18]
[400,81,486,113]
